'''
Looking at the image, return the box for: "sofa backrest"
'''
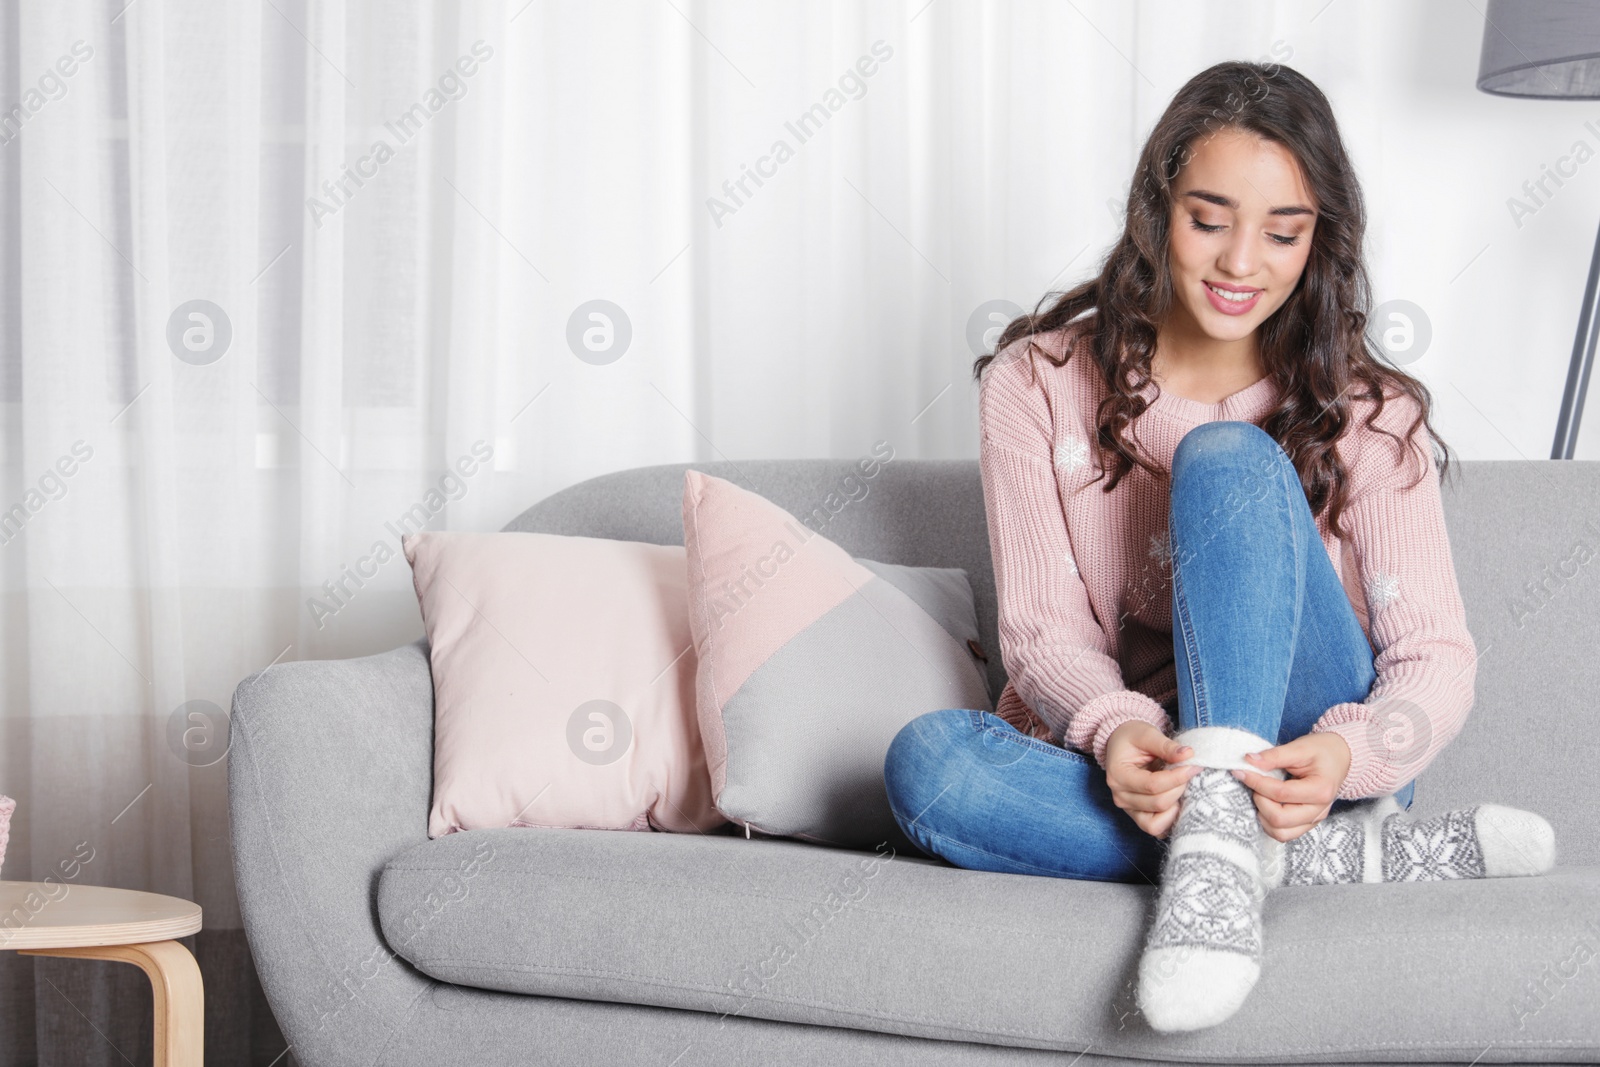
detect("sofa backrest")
[503,458,1600,866]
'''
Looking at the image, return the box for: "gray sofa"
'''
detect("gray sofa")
[229,457,1600,1066]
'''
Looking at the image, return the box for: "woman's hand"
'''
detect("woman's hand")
[1103,720,1200,839]
[1231,732,1352,842]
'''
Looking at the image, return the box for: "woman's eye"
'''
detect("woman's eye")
[1189,215,1302,247]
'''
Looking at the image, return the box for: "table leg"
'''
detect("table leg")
[21,940,204,1066]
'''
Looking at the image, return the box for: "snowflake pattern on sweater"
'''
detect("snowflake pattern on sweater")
[1366,571,1402,612]
[1148,529,1172,569]
[1054,434,1091,474]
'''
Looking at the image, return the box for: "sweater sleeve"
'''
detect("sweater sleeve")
[978,345,1172,767]
[1310,392,1478,800]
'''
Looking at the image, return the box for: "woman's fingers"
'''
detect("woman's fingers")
[1145,803,1182,839]
[1251,792,1329,839]
[1242,743,1307,774]
[1231,767,1289,800]
[1263,817,1321,842]
[1122,763,1199,796]
[1131,802,1182,839]
[1152,736,1194,766]
[1116,780,1189,814]
[1231,767,1331,806]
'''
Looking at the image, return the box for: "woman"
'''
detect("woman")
[882,61,1555,1033]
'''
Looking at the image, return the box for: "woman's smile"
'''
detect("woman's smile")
[1202,280,1263,315]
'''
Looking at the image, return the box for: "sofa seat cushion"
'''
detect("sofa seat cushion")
[378,827,1600,1062]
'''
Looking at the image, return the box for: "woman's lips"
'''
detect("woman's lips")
[1203,280,1262,316]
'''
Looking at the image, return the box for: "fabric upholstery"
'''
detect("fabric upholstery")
[376,984,1475,1067]
[230,642,439,1067]
[380,826,1600,1061]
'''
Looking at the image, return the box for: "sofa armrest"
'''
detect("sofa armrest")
[228,640,437,1066]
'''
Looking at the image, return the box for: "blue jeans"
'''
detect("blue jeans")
[883,421,1415,884]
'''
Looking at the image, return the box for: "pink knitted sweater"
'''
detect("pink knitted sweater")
[979,320,1477,801]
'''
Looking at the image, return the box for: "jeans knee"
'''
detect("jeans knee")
[1170,422,1291,534]
[884,708,976,814]
[1172,420,1284,482]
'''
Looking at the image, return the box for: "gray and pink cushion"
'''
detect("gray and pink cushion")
[682,469,992,849]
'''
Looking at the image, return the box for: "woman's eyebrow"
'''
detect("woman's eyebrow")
[1182,188,1316,218]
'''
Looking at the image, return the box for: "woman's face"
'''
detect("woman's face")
[1164,126,1317,343]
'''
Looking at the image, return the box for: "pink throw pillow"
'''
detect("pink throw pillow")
[404,531,725,838]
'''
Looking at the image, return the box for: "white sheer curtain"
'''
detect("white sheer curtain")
[0,0,1572,1061]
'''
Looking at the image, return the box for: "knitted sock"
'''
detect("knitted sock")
[1136,726,1282,1034]
[1260,796,1555,887]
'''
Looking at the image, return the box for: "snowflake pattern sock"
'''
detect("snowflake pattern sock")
[1260,796,1555,887]
[1136,726,1282,1034]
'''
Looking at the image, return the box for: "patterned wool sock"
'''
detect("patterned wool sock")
[1260,796,1555,887]
[1136,726,1282,1034]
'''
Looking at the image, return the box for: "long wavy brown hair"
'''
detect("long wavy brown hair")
[972,60,1449,542]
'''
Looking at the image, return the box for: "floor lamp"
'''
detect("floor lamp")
[1479,0,1600,459]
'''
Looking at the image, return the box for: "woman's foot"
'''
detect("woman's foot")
[1136,765,1269,1032]
[1261,796,1556,886]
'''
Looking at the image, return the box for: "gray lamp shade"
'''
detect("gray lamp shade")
[1482,1,1600,457]
[1479,0,1600,98]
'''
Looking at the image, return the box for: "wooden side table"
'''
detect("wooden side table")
[1,881,203,1066]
